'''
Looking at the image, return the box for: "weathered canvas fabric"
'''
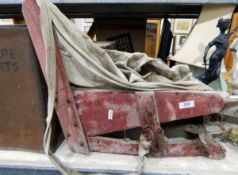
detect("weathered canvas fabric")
[38,1,212,91]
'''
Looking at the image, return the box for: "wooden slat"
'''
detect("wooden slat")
[88,136,139,155]
[136,91,166,155]
[154,91,224,123]
[74,91,141,136]
[22,0,89,154]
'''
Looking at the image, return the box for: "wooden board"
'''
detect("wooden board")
[224,12,238,71]
[74,90,225,134]
[22,0,89,154]
[0,26,46,151]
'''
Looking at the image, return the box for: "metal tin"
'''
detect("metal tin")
[0,25,47,151]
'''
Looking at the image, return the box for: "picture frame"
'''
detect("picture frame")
[173,35,187,53]
[145,19,161,57]
[179,35,187,45]
[173,19,193,34]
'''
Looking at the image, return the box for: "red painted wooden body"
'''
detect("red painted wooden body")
[74,90,225,157]
[88,137,139,155]
[154,91,224,123]
[74,91,141,136]
[23,0,226,158]
[74,90,224,135]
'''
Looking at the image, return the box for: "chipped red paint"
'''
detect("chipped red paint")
[74,91,225,128]
[88,136,139,155]
[152,139,207,157]
[155,91,224,123]
[198,133,226,159]
[205,143,226,159]
[136,91,165,155]
[22,0,89,154]
[74,91,141,136]
[74,90,225,158]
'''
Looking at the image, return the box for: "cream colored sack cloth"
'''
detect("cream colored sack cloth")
[38,0,212,91]
[32,0,214,175]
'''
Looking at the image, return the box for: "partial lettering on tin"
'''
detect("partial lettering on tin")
[0,49,18,72]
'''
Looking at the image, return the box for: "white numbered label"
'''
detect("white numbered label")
[179,100,195,109]
[108,109,113,120]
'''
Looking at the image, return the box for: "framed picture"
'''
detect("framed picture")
[145,19,161,57]
[173,19,193,34]
[173,35,187,53]
[84,23,92,32]
[107,33,134,53]
[179,35,187,45]
[0,19,13,25]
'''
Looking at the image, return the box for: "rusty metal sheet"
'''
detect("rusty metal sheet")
[0,26,46,151]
